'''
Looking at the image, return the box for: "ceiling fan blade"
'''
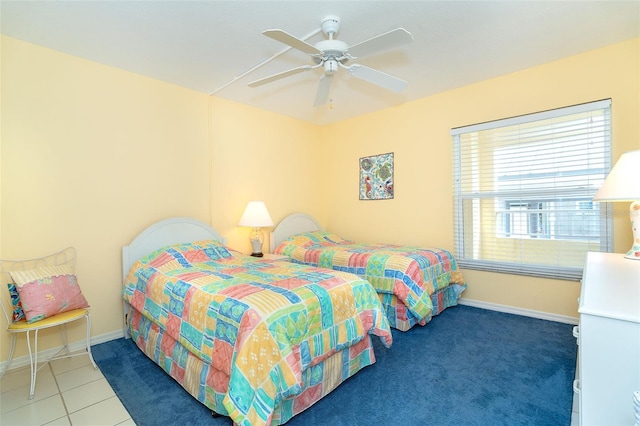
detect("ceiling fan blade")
[348,28,413,59]
[347,64,408,93]
[313,75,333,106]
[263,29,323,55]
[248,65,313,87]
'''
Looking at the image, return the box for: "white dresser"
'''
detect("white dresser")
[576,252,640,425]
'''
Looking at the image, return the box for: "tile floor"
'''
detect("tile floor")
[0,353,134,426]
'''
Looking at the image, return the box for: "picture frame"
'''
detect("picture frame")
[359,152,394,200]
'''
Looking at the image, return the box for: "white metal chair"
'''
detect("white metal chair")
[0,247,97,399]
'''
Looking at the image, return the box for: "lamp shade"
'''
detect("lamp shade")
[593,150,640,260]
[593,150,640,201]
[238,201,274,227]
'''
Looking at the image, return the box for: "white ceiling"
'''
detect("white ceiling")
[2,1,639,125]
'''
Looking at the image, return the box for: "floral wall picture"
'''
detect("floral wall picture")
[359,152,394,200]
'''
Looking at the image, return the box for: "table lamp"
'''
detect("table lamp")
[238,201,274,257]
[593,150,640,260]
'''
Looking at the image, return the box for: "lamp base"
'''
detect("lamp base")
[624,249,640,260]
[624,200,640,260]
[249,228,264,258]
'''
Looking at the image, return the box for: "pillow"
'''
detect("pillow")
[286,231,349,247]
[7,283,25,322]
[144,240,233,269]
[10,265,89,323]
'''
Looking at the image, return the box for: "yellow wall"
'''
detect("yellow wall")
[1,34,638,362]
[0,37,323,360]
[322,37,639,318]
[208,96,324,253]
[1,36,212,358]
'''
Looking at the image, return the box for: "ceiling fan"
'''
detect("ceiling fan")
[248,15,413,107]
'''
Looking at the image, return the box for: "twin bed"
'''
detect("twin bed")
[271,213,466,331]
[121,215,466,425]
[121,217,392,426]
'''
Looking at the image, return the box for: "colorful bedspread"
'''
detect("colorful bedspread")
[122,240,391,426]
[274,232,466,328]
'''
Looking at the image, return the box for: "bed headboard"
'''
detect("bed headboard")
[122,217,226,283]
[270,213,323,253]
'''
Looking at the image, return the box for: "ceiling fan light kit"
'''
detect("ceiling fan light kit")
[248,15,413,107]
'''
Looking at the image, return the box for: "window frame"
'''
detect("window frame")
[451,99,613,281]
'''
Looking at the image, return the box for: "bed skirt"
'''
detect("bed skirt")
[379,283,466,331]
[126,308,378,425]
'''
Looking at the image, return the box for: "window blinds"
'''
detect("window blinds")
[451,99,612,280]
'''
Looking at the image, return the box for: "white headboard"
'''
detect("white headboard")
[270,213,323,252]
[122,217,226,283]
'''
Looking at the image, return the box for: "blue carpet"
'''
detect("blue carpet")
[92,305,577,425]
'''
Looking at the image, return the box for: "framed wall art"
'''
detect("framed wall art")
[359,152,394,200]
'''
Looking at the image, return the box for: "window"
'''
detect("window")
[451,99,612,280]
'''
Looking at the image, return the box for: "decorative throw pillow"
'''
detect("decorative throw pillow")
[7,283,25,322]
[10,265,89,324]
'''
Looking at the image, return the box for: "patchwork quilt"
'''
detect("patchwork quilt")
[274,232,466,328]
[122,240,392,426]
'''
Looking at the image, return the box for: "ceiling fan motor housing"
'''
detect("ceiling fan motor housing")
[313,39,349,65]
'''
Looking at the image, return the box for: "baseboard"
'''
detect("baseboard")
[0,329,125,374]
[458,298,579,325]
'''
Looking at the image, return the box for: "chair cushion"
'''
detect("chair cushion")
[7,283,25,322]
[10,265,89,323]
